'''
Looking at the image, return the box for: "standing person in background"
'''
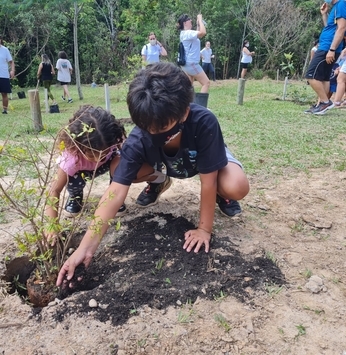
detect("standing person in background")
[200,41,216,81]
[177,13,210,107]
[304,0,346,115]
[240,40,255,79]
[0,37,15,114]
[141,32,167,66]
[56,51,73,103]
[37,54,56,105]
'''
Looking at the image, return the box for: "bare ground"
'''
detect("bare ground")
[1,168,346,355]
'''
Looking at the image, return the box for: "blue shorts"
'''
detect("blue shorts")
[225,146,243,169]
[181,62,203,76]
[0,78,11,94]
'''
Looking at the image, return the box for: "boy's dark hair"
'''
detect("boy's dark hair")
[58,105,125,156]
[127,62,194,132]
[58,51,68,59]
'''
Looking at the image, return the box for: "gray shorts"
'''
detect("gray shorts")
[225,146,243,169]
[181,62,203,76]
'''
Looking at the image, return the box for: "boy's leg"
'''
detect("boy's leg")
[133,163,172,207]
[216,148,249,217]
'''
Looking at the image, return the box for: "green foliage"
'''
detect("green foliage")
[280,52,295,78]
[251,68,264,80]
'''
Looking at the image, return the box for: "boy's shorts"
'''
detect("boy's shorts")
[225,146,243,169]
[181,62,203,76]
[305,50,337,81]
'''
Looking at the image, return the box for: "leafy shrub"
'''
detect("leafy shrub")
[251,69,264,80]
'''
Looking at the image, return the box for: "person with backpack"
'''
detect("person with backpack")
[37,54,56,105]
[141,32,167,66]
[177,14,210,108]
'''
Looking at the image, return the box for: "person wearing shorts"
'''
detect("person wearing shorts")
[0,37,15,114]
[177,14,209,106]
[304,0,346,115]
[56,51,73,103]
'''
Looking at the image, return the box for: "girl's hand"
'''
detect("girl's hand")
[183,228,211,253]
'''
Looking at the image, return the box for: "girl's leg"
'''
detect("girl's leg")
[193,70,210,93]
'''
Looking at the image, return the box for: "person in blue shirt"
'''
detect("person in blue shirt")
[56,62,249,287]
[305,0,346,115]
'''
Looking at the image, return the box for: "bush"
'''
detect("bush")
[251,69,264,80]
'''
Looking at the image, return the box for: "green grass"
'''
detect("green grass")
[2,79,346,179]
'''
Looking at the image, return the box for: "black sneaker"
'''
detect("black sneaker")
[64,195,83,217]
[61,96,66,101]
[136,177,172,207]
[115,204,127,217]
[304,104,317,114]
[217,195,242,217]
[2,110,7,114]
[312,100,334,115]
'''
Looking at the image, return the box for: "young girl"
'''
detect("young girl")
[56,51,73,103]
[46,105,126,223]
[37,54,56,105]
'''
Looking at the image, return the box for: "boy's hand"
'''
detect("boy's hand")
[183,228,211,253]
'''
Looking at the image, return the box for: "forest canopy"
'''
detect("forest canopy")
[0,0,325,86]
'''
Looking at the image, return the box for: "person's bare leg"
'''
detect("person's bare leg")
[217,162,249,201]
[241,68,247,79]
[308,79,329,102]
[1,93,8,111]
[334,72,346,103]
[193,71,210,93]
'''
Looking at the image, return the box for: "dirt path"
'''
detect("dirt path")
[1,169,346,355]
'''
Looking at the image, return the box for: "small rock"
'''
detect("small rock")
[305,275,324,294]
[89,299,98,308]
[99,303,109,310]
[68,248,75,255]
[257,204,269,211]
[176,300,182,306]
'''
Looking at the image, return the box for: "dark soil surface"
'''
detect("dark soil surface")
[54,213,285,326]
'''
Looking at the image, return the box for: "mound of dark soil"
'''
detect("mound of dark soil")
[53,213,285,326]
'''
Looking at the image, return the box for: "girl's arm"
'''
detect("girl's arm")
[45,167,68,220]
[196,14,206,38]
[51,64,56,76]
[57,182,130,286]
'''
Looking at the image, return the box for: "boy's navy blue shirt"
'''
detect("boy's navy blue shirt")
[113,103,228,186]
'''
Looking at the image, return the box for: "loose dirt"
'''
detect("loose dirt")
[1,169,346,355]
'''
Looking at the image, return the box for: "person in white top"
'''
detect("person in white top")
[200,41,215,81]
[141,32,167,65]
[0,37,15,114]
[56,51,73,103]
[177,13,209,107]
[240,40,255,79]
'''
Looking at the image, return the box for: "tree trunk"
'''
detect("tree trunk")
[74,1,83,100]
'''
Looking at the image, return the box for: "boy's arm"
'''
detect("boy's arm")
[57,181,129,286]
[183,171,217,253]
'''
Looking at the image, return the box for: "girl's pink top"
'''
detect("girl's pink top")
[57,148,116,176]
